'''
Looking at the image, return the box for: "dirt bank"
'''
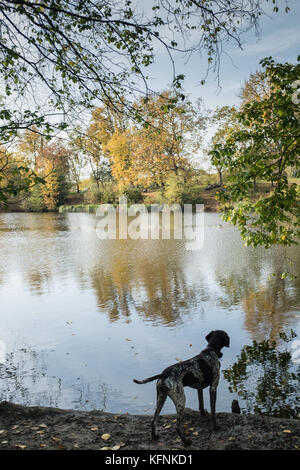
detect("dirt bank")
[0,401,299,450]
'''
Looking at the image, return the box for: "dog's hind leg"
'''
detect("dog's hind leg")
[168,386,192,446]
[151,384,167,441]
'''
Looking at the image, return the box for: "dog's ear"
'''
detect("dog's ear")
[205,331,215,343]
[221,332,230,347]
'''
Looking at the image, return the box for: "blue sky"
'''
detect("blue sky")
[146,0,300,109]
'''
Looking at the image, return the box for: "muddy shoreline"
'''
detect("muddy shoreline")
[0,401,299,450]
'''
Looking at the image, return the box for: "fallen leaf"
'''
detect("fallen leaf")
[100,446,110,450]
[101,433,111,441]
[283,429,292,433]
[164,424,171,429]
[39,424,47,428]
[15,445,26,450]
[193,432,199,436]
[111,445,120,450]
[90,427,99,431]
[0,431,6,435]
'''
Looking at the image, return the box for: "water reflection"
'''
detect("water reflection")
[0,212,299,412]
[1,212,300,333]
[0,345,115,410]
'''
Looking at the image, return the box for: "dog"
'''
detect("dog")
[133,330,230,445]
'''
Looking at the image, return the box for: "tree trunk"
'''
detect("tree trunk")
[218,168,223,186]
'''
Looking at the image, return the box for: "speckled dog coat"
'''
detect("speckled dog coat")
[133,330,230,445]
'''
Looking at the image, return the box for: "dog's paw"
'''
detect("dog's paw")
[151,433,159,441]
[182,438,192,446]
[200,409,208,416]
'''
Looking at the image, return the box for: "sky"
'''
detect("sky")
[145,0,300,110]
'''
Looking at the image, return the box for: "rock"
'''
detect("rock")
[231,400,241,414]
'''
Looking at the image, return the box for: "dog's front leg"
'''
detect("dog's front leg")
[209,386,219,430]
[197,389,208,416]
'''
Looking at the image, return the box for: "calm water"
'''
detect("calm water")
[0,212,299,414]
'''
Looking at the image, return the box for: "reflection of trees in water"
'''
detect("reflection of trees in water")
[2,211,300,336]
[0,347,58,406]
[25,269,52,296]
[89,241,198,325]
[214,246,300,341]
[0,346,112,410]
[223,332,300,419]
[242,279,295,342]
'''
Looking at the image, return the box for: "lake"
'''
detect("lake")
[0,211,299,414]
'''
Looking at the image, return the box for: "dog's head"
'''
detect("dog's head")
[205,330,230,348]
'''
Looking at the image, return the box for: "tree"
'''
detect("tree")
[68,141,86,193]
[38,142,70,209]
[0,144,44,204]
[100,91,207,188]
[18,126,45,167]
[209,106,239,186]
[239,70,272,105]
[71,121,113,190]
[0,0,286,141]
[0,1,289,200]
[210,58,300,248]
[18,136,71,210]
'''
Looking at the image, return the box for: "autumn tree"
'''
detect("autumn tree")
[95,92,207,188]
[18,132,71,210]
[71,121,113,190]
[132,93,207,184]
[39,142,71,209]
[0,0,288,200]
[239,70,272,105]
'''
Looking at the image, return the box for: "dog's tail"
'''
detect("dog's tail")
[133,374,162,384]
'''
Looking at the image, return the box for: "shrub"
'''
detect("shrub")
[121,186,143,203]
[101,187,119,204]
[83,185,103,204]
[161,175,203,206]
[22,185,46,212]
